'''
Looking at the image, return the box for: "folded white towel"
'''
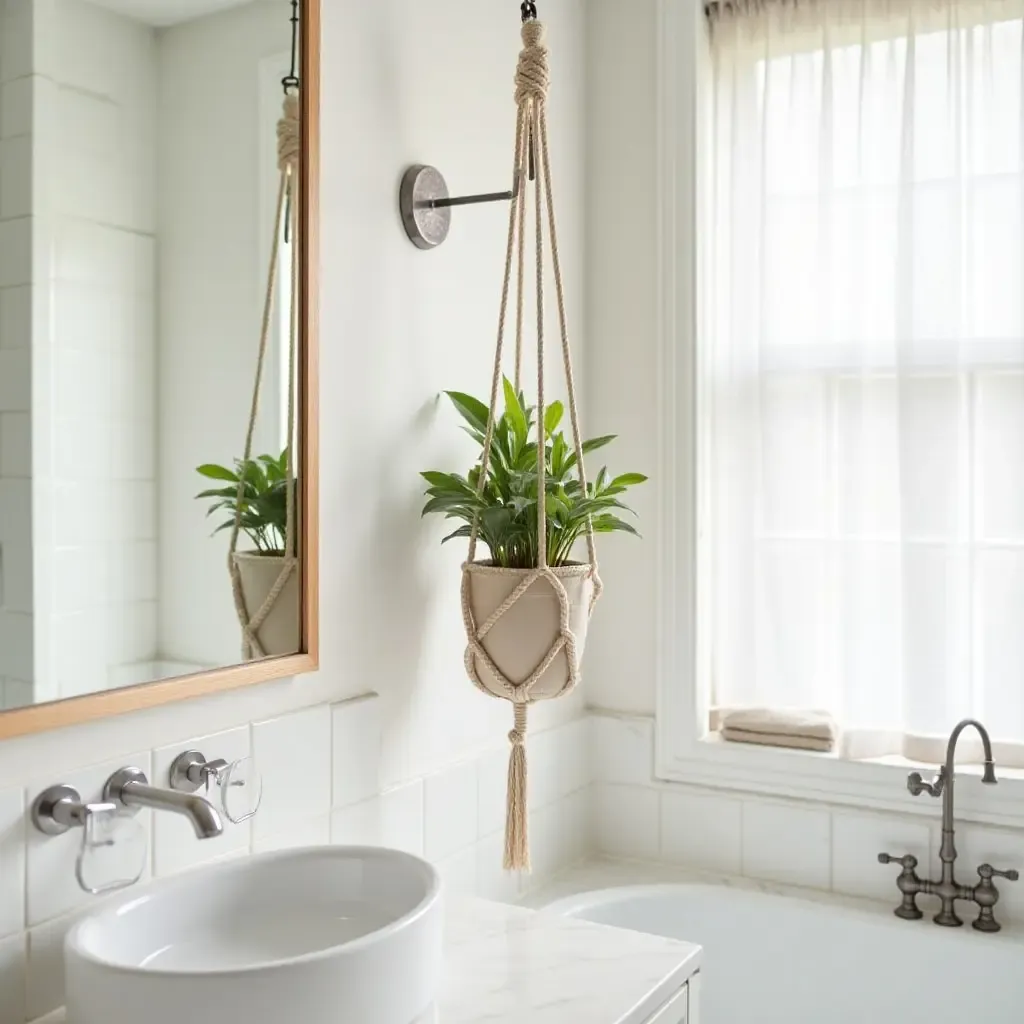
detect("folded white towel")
[720,708,838,753]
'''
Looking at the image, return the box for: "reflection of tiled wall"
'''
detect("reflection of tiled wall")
[0,0,35,710]
[31,0,159,700]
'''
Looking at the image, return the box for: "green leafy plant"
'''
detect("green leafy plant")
[421,380,647,569]
[196,449,291,555]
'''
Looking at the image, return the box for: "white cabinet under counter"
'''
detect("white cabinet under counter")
[34,896,701,1024]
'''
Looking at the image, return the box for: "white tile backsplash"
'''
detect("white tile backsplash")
[252,706,331,839]
[661,789,743,875]
[590,714,654,786]
[423,760,478,862]
[0,933,25,1024]
[151,729,248,876]
[252,814,330,854]
[437,843,478,898]
[379,780,425,857]
[0,788,25,939]
[476,745,510,840]
[475,829,524,903]
[594,783,660,861]
[331,695,381,809]
[831,811,931,903]
[25,907,90,1021]
[742,800,832,891]
[956,823,1024,925]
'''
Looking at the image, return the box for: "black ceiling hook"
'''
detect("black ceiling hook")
[521,2,538,23]
[281,0,300,94]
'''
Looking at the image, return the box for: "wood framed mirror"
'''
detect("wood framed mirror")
[0,0,320,740]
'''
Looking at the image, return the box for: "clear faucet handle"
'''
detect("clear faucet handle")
[168,749,262,825]
[76,804,147,896]
[217,756,262,825]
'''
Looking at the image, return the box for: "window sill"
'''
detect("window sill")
[656,732,1024,830]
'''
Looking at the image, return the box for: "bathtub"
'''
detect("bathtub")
[548,882,1024,1023]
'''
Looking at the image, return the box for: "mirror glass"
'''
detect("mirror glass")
[0,0,305,710]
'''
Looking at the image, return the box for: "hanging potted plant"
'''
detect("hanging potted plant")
[411,13,649,870]
[196,448,300,659]
[423,380,646,699]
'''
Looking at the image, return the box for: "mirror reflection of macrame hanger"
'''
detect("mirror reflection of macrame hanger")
[281,0,300,242]
[227,1,302,660]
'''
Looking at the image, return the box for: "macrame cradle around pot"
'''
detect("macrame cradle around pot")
[228,92,301,662]
[463,20,602,872]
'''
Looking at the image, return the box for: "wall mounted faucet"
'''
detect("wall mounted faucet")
[104,767,224,840]
[879,718,1018,932]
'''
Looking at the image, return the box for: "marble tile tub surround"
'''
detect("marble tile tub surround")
[589,714,1024,926]
[0,698,591,1023]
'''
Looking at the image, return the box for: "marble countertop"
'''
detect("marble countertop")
[37,894,701,1024]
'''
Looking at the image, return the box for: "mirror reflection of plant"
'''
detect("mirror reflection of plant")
[421,380,647,570]
[196,449,292,556]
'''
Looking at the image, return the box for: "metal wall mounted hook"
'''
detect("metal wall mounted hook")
[400,165,524,250]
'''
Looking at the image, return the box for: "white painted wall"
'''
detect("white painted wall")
[155,3,292,669]
[0,2,588,1017]
[583,0,662,715]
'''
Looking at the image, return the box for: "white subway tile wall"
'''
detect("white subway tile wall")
[660,789,743,876]
[0,933,26,1024]
[252,706,332,839]
[0,699,593,1023]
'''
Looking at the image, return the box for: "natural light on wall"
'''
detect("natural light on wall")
[703,0,1024,762]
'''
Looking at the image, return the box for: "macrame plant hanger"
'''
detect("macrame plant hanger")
[228,0,301,661]
[461,4,602,872]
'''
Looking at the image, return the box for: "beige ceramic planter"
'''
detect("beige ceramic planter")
[462,561,594,700]
[232,552,300,659]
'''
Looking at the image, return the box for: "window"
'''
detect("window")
[701,0,1024,763]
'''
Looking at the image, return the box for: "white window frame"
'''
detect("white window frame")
[653,0,1024,830]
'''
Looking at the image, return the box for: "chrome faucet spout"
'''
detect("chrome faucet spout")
[104,767,224,840]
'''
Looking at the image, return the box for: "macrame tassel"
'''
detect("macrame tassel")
[503,703,531,872]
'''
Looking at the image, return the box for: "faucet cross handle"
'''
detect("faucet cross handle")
[974,864,1019,933]
[907,769,945,798]
[878,852,924,920]
[978,863,1019,882]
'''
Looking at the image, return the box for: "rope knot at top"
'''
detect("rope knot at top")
[277,92,301,173]
[515,21,550,106]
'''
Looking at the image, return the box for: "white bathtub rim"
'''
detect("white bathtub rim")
[533,857,1024,946]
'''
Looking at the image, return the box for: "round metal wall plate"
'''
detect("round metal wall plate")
[103,766,148,817]
[400,165,451,249]
[31,784,81,836]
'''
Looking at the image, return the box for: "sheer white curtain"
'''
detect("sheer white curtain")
[704,0,1024,760]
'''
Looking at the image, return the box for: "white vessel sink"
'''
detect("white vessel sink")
[64,846,443,1024]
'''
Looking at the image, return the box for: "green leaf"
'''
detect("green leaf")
[503,377,528,449]
[544,401,564,437]
[611,472,648,488]
[445,391,492,436]
[197,463,238,482]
